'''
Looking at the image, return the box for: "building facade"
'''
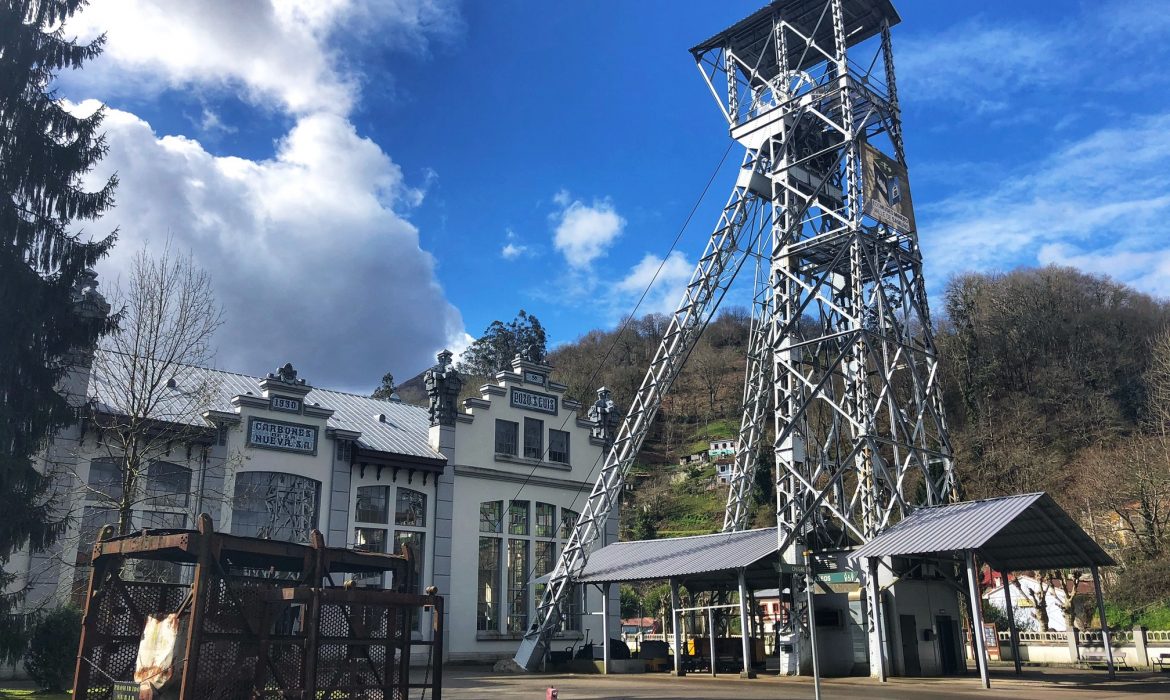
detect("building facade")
[13,341,618,668]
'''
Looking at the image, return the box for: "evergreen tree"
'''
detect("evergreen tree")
[371,371,398,400]
[458,309,547,376]
[0,0,117,657]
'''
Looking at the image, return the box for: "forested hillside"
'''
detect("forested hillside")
[381,266,1170,623]
[546,266,1170,624]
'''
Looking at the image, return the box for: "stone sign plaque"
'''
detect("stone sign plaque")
[510,387,558,416]
[248,418,317,455]
[270,395,302,413]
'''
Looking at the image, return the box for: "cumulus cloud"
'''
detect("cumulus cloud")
[500,228,528,260]
[897,2,1170,113]
[64,0,459,115]
[617,251,693,316]
[55,0,468,390]
[550,192,625,269]
[919,112,1170,298]
[80,104,465,389]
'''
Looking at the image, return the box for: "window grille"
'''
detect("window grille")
[549,430,570,464]
[495,420,518,455]
[523,418,543,459]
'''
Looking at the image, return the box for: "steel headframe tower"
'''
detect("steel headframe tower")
[515,0,956,672]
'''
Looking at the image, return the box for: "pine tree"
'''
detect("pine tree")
[458,309,547,376]
[0,0,117,657]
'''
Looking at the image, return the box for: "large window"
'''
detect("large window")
[355,485,390,523]
[478,499,580,639]
[231,472,320,543]
[480,501,502,533]
[86,459,122,504]
[477,537,501,631]
[507,539,529,633]
[508,500,529,536]
[354,527,386,553]
[535,503,556,538]
[495,420,518,456]
[534,540,555,603]
[144,461,191,508]
[395,488,427,527]
[549,430,570,464]
[523,418,543,459]
[559,509,580,539]
[394,531,426,591]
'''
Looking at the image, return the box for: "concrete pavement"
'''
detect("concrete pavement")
[434,665,1170,699]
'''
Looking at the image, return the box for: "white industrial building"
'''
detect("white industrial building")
[15,335,619,665]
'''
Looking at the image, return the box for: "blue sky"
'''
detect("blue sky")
[59,1,1170,391]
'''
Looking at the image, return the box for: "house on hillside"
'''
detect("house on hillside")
[714,458,735,484]
[708,439,735,459]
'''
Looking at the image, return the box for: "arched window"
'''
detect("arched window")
[231,472,320,543]
[145,461,191,508]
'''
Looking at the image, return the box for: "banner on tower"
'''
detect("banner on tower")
[861,142,916,233]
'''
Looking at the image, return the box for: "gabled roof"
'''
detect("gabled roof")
[89,351,442,462]
[578,527,779,585]
[848,493,1114,571]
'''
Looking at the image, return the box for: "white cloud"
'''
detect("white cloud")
[500,228,528,260]
[64,0,459,115]
[550,193,625,269]
[919,112,1170,298]
[897,2,1170,112]
[617,251,693,316]
[897,22,1061,111]
[77,104,466,391]
[54,1,468,390]
[1038,244,1170,299]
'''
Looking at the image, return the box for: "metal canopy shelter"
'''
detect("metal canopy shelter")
[849,493,1117,689]
[578,527,780,589]
[577,528,783,679]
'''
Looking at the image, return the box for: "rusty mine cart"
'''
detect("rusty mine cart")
[72,514,443,699]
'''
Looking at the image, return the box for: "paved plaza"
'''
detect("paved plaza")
[437,665,1170,699]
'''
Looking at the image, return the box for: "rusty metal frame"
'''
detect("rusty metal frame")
[73,513,443,699]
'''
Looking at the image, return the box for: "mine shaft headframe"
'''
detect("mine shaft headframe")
[690,0,900,129]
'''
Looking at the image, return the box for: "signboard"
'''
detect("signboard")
[509,387,558,416]
[523,370,546,385]
[983,622,1001,661]
[817,570,859,584]
[775,562,809,575]
[270,395,302,413]
[248,418,317,454]
[861,141,916,233]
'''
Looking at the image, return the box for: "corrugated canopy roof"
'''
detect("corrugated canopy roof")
[848,493,1114,571]
[578,527,780,587]
[90,351,443,462]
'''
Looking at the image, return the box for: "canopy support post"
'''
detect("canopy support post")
[670,578,685,676]
[1091,564,1115,680]
[1000,570,1021,675]
[738,568,755,678]
[601,582,611,675]
[708,603,717,676]
[965,550,990,689]
[867,557,887,681]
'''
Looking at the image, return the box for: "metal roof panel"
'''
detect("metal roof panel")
[89,351,444,461]
[849,493,1114,570]
[578,527,779,584]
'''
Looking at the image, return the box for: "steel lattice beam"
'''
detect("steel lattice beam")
[516,0,956,673]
